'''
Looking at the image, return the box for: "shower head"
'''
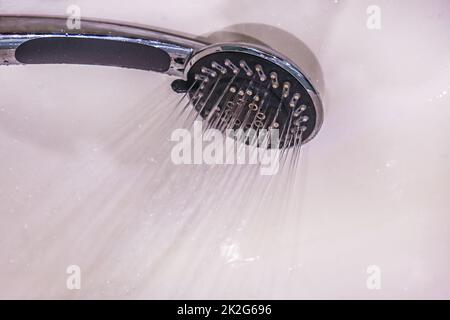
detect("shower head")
[0,15,323,148]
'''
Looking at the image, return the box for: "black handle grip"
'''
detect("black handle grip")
[15,36,171,72]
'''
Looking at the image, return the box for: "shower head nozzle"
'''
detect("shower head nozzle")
[173,43,323,147]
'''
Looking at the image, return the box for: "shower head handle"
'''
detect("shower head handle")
[0,15,207,76]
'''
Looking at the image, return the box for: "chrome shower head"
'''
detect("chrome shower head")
[0,15,323,148]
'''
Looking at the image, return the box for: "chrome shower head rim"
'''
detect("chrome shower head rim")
[184,42,324,144]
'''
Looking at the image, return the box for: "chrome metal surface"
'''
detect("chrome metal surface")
[0,15,208,76]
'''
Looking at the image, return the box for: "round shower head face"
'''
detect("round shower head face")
[175,43,323,148]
